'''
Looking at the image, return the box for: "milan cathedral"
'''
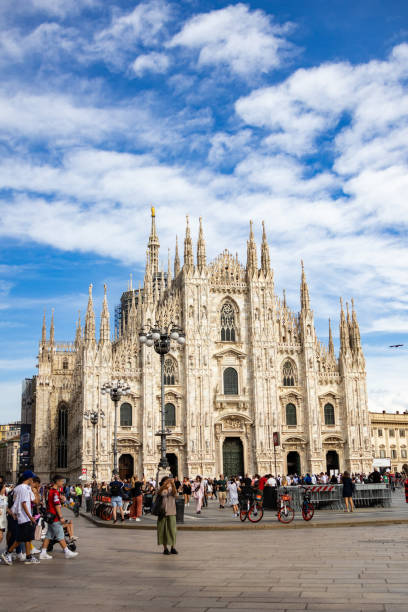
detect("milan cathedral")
[29,209,373,482]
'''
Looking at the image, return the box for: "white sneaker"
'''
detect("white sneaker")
[17,552,26,561]
[64,549,78,559]
[1,552,12,566]
[25,556,40,564]
[135,518,141,522]
[39,551,53,560]
[31,547,41,554]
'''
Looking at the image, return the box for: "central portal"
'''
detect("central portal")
[223,437,244,478]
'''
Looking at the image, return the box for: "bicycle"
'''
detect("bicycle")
[239,491,264,523]
[301,486,314,521]
[277,490,294,524]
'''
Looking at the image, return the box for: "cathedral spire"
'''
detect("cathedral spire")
[84,284,96,343]
[183,215,194,274]
[148,206,160,275]
[328,317,335,358]
[41,310,47,344]
[260,221,271,277]
[128,287,137,335]
[339,297,349,353]
[246,220,258,276]
[174,235,180,278]
[300,260,311,311]
[49,309,55,345]
[75,310,82,347]
[346,301,353,350]
[99,284,110,343]
[144,250,153,301]
[167,248,172,286]
[283,289,287,309]
[197,217,207,272]
[351,298,362,351]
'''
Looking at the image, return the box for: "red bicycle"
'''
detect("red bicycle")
[277,490,294,524]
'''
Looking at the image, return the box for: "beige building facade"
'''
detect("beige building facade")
[27,211,373,482]
[370,411,408,473]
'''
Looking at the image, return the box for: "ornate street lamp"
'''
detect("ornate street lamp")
[84,408,105,480]
[138,323,185,475]
[101,380,131,475]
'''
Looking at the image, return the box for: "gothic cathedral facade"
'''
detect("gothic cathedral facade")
[29,210,373,482]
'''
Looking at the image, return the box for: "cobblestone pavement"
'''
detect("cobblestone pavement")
[2,508,408,612]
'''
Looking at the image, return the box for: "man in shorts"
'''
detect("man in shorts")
[109,475,125,523]
[1,470,38,565]
[40,474,78,560]
[217,474,227,509]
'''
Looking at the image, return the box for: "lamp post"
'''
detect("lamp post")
[138,323,185,476]
[101,381,130,476]
[84,409,105,480]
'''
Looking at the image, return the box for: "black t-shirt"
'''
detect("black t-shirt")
[131,481,143,497]
[174,479,181,491]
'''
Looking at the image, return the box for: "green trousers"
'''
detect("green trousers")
[157,515,177,547]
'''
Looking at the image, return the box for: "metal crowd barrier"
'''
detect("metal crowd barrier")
[273,484,390,512]
[353,484,391,508]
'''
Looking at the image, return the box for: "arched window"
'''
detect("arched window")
[165,403,176,427]
[164,358,177,385]
[57,404,68,468]
[286,403,297,426]
[220,302,236,342]
[224,367,238,395]
[282,361,296,386]
[120,402,132,427]
[324,403,335,426]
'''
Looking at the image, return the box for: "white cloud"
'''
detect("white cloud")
[132,52,170,76]
[0,380,23,423]
[92,0,171,69]
[169,3,293,77]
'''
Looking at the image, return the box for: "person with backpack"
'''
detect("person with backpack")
[109,475,125,523]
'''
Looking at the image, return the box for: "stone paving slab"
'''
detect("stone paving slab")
[1,511,408,612]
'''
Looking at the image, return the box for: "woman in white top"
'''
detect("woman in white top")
[0,482,8,545]
[227,478,239,517]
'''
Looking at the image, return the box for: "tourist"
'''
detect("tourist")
[129,475,144,522]
[156,477,178,555]
[109,475,125,523]
[227,476,239,518]
[342,471,355,513]
[83,483,92,512]
[0,481,7,550]
[40,474,78,560]
[192,476,204,514]
[217,474,227,509]
[2,470,38,565]
[182,477,191,506]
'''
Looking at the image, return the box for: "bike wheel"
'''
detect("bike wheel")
[278,505,294,524]
[248,503,263,523]
[302,502,314,521]
[239,510,247,522]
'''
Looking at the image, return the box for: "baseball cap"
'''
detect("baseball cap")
[21,470,37,480]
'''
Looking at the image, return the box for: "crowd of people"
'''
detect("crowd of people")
[0,471,79,566]
[86,468,407,522]
[2,467,406,564]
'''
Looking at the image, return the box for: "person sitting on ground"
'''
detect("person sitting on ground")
[109,475,125,523]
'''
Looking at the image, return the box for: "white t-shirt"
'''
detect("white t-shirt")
[83,487,92,498]
[266,477,277,487]
[12,483,34,524]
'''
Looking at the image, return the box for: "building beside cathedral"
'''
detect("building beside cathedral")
[25,210,373,482]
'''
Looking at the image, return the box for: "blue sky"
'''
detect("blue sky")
[1,0,408,423]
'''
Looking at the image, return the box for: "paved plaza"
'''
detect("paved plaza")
[2,497,408,612]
